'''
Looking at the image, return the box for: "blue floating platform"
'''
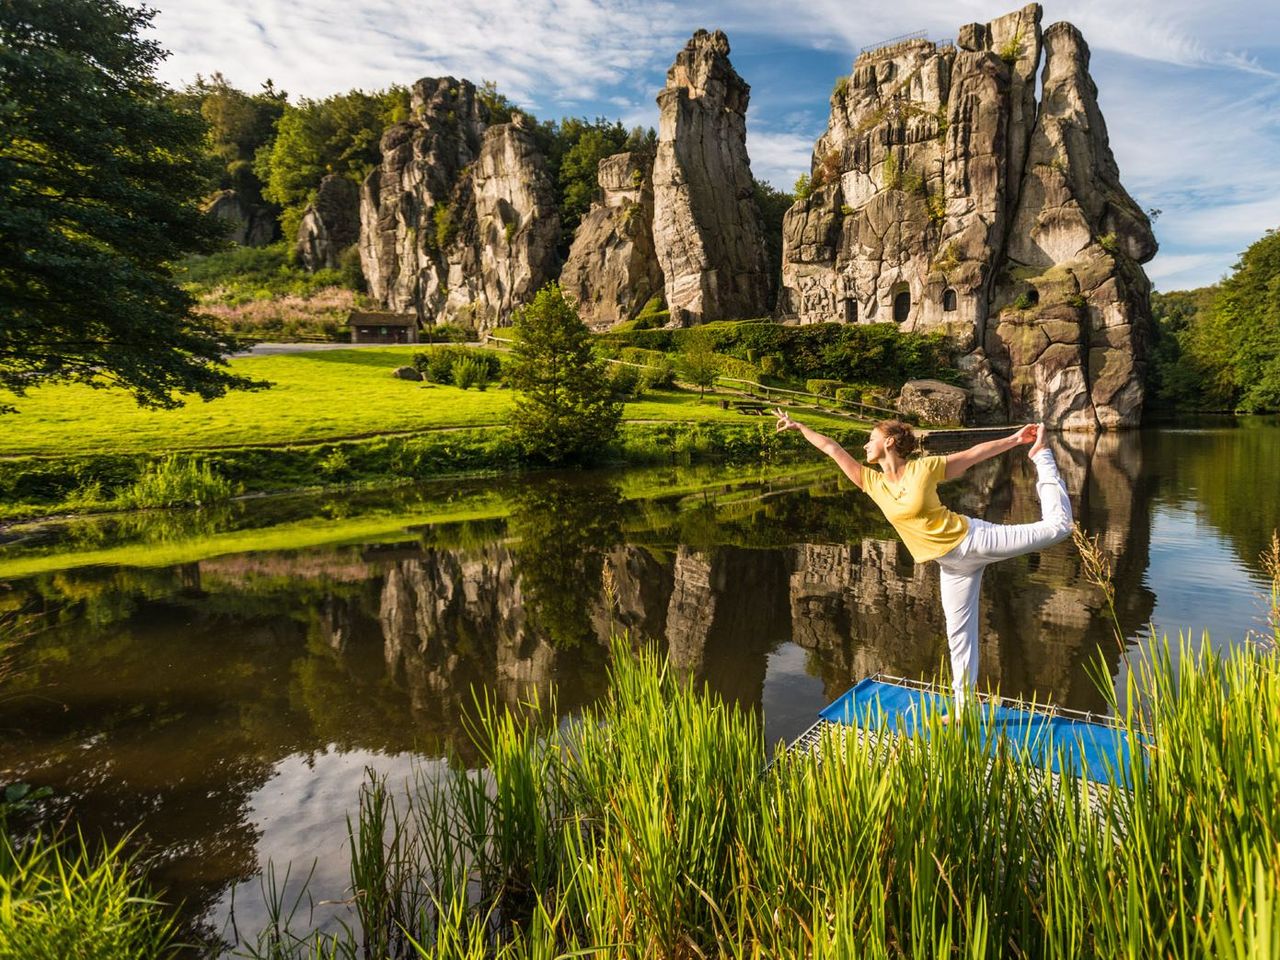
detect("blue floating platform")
[809,676,1141,787]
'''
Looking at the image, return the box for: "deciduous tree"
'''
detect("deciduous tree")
[0,0,260,410]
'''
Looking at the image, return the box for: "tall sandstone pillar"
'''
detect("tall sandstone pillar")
[652,30,771,325]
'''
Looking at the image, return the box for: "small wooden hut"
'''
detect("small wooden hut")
[347,311,419,344]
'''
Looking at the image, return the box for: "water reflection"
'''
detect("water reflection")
[2,422,1278,951]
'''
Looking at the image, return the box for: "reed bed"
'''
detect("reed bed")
[241,632,1280,960]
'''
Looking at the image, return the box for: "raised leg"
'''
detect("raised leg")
[967,449,1072,564]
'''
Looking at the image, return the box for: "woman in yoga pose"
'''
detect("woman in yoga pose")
[774,411,1073,710]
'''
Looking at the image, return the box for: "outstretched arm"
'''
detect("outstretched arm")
[944,423,1039,479]
[775,408,864,487]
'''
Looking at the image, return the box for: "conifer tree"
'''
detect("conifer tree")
[508,284,621,464]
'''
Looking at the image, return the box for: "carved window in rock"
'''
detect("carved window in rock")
[843,299,857,324]
[942,288,958,312]
[892,284,911,323]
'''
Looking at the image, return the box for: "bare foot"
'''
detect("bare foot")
[1028,422,1049,459]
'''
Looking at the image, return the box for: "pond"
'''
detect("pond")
[2,419,1278,952]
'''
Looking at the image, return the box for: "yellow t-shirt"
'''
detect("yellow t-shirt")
[858,455,969,562]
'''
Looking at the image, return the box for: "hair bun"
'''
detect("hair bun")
[876,418,919,457]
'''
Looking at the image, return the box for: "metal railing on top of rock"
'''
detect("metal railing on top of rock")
[859,29,928,55]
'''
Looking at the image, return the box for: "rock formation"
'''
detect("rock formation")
[896,379,968,425]
[205,189,276,247]
[560,152,664,328]
[296,175,360,271]
[652,30,771,325]
[779,4,1156,429]
[358,78,560,332]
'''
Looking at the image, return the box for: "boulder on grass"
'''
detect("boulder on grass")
[392,366,423,382]
[896,380,968,426]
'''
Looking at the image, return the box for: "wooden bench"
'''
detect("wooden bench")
[719,399,768,415]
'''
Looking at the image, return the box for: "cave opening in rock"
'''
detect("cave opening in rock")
[892,288,911,323]
[943,287,957,312]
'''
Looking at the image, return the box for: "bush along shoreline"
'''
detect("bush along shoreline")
[0,422,869,523]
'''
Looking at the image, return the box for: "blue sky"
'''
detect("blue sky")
[146,0,1280,291]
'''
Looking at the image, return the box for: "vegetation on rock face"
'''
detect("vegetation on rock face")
[753,179,794,310]
[0,0,261,412]
[1148,228,1280,414]
[171,71,287,209]
[508,285,623,464]
[254,86,410,241]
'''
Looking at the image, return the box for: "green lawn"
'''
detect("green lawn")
[1,348,868,457]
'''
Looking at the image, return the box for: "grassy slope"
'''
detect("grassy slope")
[1,348,866,458]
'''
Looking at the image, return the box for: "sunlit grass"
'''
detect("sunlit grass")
[0,830,179,960]
[1,348,866,458]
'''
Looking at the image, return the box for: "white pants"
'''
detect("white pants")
[934,449,1073,707]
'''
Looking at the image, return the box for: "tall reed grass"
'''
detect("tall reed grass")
[239,630,1280,959]
[0,830,178,959]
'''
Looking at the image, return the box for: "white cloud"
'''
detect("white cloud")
[148,0,685,109]
[745,128,815,190]
[1146,252,1231,290]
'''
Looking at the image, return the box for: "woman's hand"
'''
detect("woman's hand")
[774,407,800,433]
[1008,423,1038,446]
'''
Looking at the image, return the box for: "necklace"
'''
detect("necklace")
[882,463,910,500]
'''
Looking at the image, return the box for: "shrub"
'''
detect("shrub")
[452,356,489,390]
[836,385,893,409]
[806,378,844,398]
[633,295,670,329]
[760,353,786,378]
[793,172,812,201]
[1098,232,1119,254]
[640,357,676,390]
[712,355,763,383]
[1012,291,1036,311]
[620,346,669,366]
[422,323,479,343]
[116,456,234,509]
[608,362,641,399]
[414,347,501,385]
